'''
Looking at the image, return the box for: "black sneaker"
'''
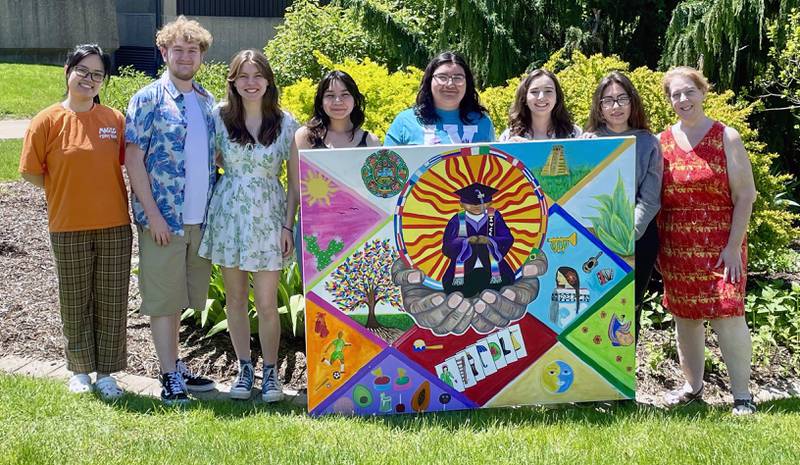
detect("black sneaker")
[262,365,284,403]
[160,371,189,405]
[229,361,255,400]
[176,359,216,392]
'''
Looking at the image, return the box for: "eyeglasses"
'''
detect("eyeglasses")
[73,66,105,83]
[432,73,466,86]
[599,95,631,110]
[323,93,353,102]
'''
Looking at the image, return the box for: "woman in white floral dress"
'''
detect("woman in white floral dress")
[199,49,299,402]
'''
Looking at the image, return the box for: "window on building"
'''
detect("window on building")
[176,0,312,17]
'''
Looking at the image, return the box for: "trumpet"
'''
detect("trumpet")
[547,232,576,253]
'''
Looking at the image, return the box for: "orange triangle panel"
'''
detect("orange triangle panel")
[305,292,387,411]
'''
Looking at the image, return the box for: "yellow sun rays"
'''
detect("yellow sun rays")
[302,170,338,207]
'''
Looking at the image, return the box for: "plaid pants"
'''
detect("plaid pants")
[50,225,132,373]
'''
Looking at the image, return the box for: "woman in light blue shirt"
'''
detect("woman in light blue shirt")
[385,51,494,146]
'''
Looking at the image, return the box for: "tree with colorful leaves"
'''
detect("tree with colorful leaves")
[325,239,402,328]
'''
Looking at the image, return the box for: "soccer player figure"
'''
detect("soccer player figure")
[321,331,351,373]
[442,182,515,299]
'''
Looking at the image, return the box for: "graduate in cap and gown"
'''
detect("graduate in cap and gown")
[442,182,515,298]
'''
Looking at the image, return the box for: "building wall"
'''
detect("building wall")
[0,0,119,64]
[162,15,282,64]
[162,0,282,64]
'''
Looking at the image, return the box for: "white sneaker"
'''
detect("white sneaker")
[261,365,284,403]
[732,398,757,416]
[67,374,93,394]
[95,376,124,401]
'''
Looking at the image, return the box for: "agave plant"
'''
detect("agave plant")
[585,172,635,256]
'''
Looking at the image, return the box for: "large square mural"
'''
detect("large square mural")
[301,138,636,415]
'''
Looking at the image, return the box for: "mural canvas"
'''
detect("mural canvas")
[301,138,637,415]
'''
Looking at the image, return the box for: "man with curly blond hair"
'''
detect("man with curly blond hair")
[124,16,217,405]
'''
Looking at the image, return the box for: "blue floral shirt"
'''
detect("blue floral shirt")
[125,72,217,236]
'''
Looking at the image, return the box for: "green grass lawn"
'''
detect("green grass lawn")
[0,139,22,181]
[2,374,800,464]
[350,313,416,331]
[0,64,64,118]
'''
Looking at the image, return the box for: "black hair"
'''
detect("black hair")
[414,51,487,125]
[64,44,111,105]
[305,70,366,147]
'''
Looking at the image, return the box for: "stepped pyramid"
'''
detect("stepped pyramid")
[541,144,570,176]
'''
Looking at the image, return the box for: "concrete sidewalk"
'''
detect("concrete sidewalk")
[0,119,30,139]
[0,354,308,406]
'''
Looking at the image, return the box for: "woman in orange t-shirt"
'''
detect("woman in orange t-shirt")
[19,44,132,400]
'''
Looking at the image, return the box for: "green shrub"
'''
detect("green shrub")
[101,66,154,114]
[193,62,229,101]
[479,76,520,134]
[264,0,383,87]
[745,279,800,364]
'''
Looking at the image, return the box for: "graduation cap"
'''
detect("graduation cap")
[455,182,498,204]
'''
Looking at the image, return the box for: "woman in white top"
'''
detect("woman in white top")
[499,68,582,141]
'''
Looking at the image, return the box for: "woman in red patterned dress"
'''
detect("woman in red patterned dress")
[658,67,758,415]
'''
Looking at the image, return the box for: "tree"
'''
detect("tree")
[337,0,440,72]
[340,1,679,86]
[324,239,402,329]
[660,0,800,90]
[342,0,586,86]
[758,7,800,178]
[577,1,679,70]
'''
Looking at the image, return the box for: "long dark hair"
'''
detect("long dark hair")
[586,71,649,133]
[414,51,486,125]
[305,70,366,147]
[508,68,574,139]
[64,44,110,105]
[220,49,283,146]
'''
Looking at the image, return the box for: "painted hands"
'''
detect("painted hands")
[467,235,489,245]
[391,253,548,335]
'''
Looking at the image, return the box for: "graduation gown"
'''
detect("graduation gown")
[441,210,515,298]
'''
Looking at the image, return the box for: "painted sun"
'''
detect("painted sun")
[303,170,338,206]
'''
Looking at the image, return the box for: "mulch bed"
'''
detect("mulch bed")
[1,180,796,406]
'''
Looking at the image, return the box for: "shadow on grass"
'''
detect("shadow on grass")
[108,387,800,429]
[109,390,307,419]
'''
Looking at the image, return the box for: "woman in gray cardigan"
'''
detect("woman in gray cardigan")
[586,71,663,343]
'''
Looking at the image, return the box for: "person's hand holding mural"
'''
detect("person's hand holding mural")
[391,252,548,335]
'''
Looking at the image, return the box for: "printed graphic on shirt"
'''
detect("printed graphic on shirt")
[98,127,118,140]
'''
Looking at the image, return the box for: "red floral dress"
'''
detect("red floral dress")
[657,121,746,319]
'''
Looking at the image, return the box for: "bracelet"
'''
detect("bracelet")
[282,225,294,233]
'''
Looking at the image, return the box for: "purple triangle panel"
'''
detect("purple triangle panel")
[311,348,476,416]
